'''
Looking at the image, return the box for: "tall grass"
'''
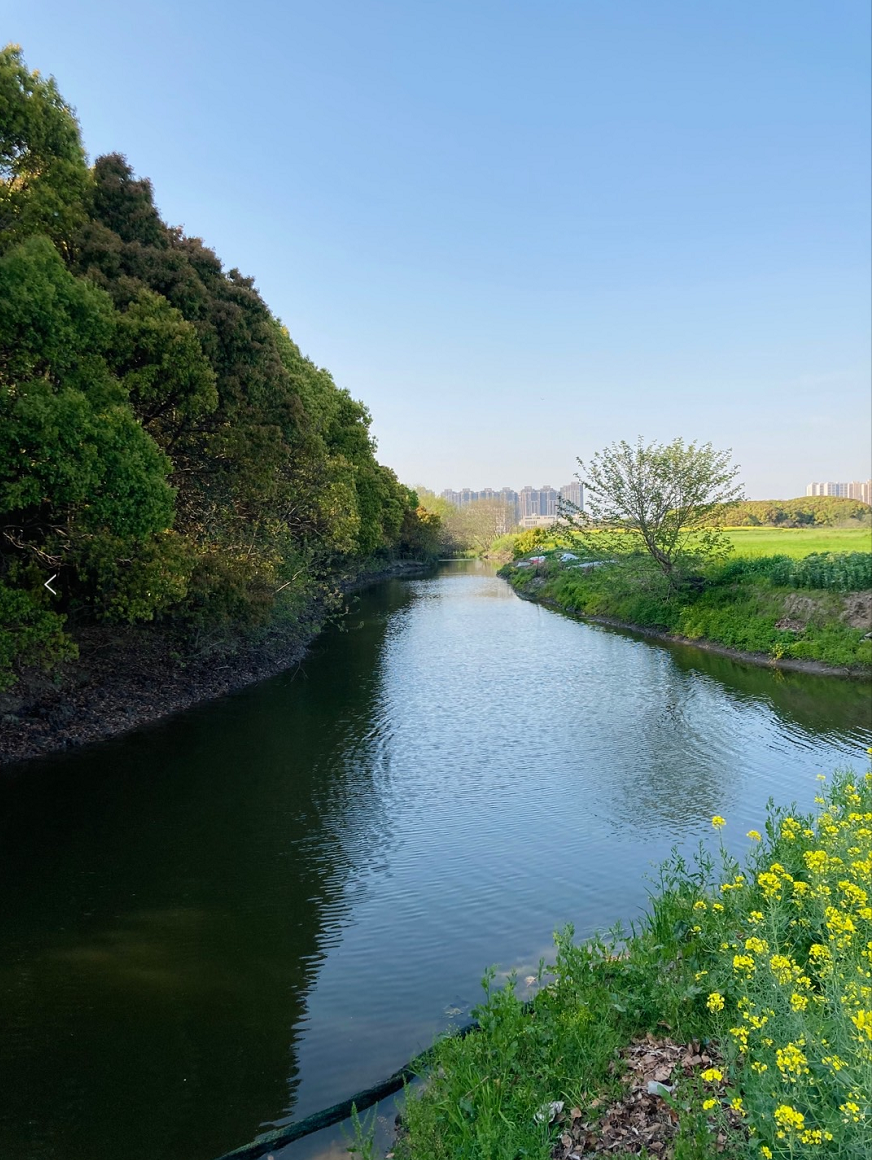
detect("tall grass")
[714,553,872,593]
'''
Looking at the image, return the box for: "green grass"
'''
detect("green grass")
[497,526,872,565]
[722,528,872,559]
[390,768,872,1160]
[501,551,872,670]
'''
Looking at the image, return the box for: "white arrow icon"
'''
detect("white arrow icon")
[44,574,58,596]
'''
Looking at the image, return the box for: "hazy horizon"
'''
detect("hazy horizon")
[7,0,871,498]
[415,475,872,502]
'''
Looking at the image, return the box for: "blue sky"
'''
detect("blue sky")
[5,0,870,497]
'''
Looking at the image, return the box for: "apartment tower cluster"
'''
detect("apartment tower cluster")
[806,480,872,505]
[440,482,584,528]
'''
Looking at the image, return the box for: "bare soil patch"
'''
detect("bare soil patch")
[552,1036,738,1158]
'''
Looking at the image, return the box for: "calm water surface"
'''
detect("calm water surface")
[1,562,870,1159]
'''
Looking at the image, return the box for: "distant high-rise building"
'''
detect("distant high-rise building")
[558,481,584,511]
[538,485,557,516]
[517,485,559,519]
[807,480,871,504]
[518,486,537,519]
[439,480,591,523]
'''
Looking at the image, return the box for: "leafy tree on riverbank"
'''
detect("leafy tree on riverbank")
[562,437,744,586]
[0,44,425,689]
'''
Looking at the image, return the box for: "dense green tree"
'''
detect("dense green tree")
[112,288,218,435]
[397,491,443,559]
[0,236,180,621]
[0,45,89,255]
[0,45,420,687]
[715,496,871,528]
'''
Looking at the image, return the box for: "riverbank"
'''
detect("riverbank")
[392,766,872,1160]
[499,556,872,678]
[0,559,431,766]
[515,591,870,679]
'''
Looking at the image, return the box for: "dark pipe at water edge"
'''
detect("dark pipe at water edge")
[214,1005,536,1160]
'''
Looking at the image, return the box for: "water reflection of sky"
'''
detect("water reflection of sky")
[1,563,869,1160]
[280,565,870,1158]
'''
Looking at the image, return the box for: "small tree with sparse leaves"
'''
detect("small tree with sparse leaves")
[559,437,744,587]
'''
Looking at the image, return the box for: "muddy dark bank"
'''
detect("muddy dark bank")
[0,561,430,766]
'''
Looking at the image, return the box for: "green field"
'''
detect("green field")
[722,525,872,558]
[503,525,872,563]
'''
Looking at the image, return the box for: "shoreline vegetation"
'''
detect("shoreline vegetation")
[389,766,872,1160]
[511,594,872,681]
[497,545,872,679]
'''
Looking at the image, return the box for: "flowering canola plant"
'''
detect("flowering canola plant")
[688,764,872,1157]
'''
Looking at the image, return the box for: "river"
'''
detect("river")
[1,561,870,1160]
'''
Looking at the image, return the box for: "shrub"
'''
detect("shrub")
[714,554,872,593]
[0,582,76,690]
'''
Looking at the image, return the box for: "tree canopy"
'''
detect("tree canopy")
[713,496,871,528]
[0,45,433,688]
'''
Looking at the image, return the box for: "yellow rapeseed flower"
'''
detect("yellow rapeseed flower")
[800,1128,832,1145]
[747,829,762,841]
[745,1012,769,1030]
[804,849,828,873]
[707,992,725,1012]
[769,954,797,984]
[851,1009,872,1040]
[745,937,769,955]
[776,1042,809,1079]
[774,1104,805,1133]
[729,1024,749,1047]
[840,1099,861,1123]
[712,815,726,830]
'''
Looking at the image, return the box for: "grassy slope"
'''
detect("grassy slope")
[499,547,872,671]
[393,769,872,1160]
